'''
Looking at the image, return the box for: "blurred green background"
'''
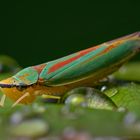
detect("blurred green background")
[0,0,140,67]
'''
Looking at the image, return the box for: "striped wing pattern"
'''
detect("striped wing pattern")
[38,40,137,86]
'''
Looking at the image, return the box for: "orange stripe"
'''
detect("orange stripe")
[80,43,121,65]
[100,41,122,55]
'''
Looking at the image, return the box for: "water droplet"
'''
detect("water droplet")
[11,119,49,137]
[65,94,86,107]
[101,86,107,92]
[63,87,116,110]
[119,66,127,73]
[10,112,23,124]
[123,111,140,134]
[117,107,127,112]
[123,112,137,126]
[32,103,46,114]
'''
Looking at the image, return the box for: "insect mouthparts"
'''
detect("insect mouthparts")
[0,83,28,88]
[0,84,15,88]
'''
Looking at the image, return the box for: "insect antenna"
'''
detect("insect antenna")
[12,92,30,107]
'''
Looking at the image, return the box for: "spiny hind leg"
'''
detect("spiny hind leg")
[40,84,73,103]
[42,94,61,100]
[42,94,61,103]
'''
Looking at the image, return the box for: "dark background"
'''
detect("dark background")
[0,0,140,67]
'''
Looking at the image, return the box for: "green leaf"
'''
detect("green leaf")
[0,55,21,76]
[104,83,140,115]
[113,62,140,81]
[43,104,126,136]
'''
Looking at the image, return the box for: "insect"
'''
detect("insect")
[0,32,140,107]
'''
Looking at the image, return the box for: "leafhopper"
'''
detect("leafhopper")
[0,32,140,107]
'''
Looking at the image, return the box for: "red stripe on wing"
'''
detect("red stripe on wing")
[32,63,47,74]
[48,45,100,74]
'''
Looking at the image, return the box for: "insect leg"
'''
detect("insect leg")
[42,94,61,100]
[0,94,6,107]
[12,92,30,107]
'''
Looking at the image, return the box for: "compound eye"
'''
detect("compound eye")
[16,83,27,91]
[16,86,27,91]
